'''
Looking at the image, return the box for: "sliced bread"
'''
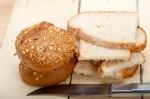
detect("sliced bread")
[74,61,98,77]
[68,12,138,49]
[78,40,130,60]
[98,52,145,80]
[131,27,147,52]
[78,27,146,60]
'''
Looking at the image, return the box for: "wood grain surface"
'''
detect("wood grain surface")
[0,0,150,99]
[0,0,14,47]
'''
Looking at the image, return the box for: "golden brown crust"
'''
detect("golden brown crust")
[119,65,139,78]
[131,27,147,52]
[78,29,135,49]
[67,12,138,49]
[89,60,103,66]
[68,23,134,49]
[67,24,80,40]
[98,64,139,79]
[68,21,147,52]
[68,12,147,51]
[16,21,76,72]
[19,57,76,86]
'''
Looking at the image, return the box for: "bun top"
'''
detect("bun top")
[15,21,76,71]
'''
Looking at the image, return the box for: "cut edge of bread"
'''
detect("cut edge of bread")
[98,64,140,80]
[78,40,131,61]
[119,65,139,78]
[97,65,139,84]
[74,61,98,77]
[98,52,145,80]
[73,27,146,61]
[68,24,135,49]
[68,25,147,52]
[68,11,138,49]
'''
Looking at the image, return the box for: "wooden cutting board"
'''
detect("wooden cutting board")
[0,0,150,99]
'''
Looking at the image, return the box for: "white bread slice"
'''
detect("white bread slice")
[98,52,145,80]
[68,12,138,49]
[131,27,147,52]
[74,61,98,77]
[79,40,130,60]
[78,27,146,60]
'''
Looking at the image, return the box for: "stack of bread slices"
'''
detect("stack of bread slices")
[67,12,147,82]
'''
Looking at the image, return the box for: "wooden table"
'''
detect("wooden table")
[0,0,14,47]
[0,0,150,99]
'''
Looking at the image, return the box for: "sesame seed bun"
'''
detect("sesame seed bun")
[15,21,76,72]
[19,56,76,86]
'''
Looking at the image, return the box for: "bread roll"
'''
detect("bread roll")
[19,56,76,86]
[15,22,76,72]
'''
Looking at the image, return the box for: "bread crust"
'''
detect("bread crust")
[131,27,147,52]
[68,12,147,52]
[67,26,80,40]
[68,23,147,51]
[119,65,139,78]
[16,21,76,72]
[74,53,142,82]
[19,56,76,86]
[98,52,145,80]
[98,64,139,80]
[67,12,139,49]
[68,25,135,49]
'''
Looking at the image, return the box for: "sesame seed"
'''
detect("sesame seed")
[37,47,39,51]
[30,53,32,58]
[57,48,61,51]
[26,49,29,53]
[49,43,54,45]
[43,36,46,40]
[36,77,39,81]
[23,51,25,54]
[31,45,34,49]
[40,45,43,49]
[28,39,32,42]
[49,46,52,50]
[40,75,43,78]
[43,61,46,64]
[32,35,39,40]
[24,31,27,34]
[33,72,37,75]
[41,57,44,60]
[19,65,22,69]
